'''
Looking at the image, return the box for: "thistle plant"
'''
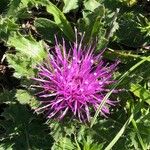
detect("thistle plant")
[33,34,119,122]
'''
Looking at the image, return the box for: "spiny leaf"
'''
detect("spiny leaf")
[0,18,18,41]
[116,12,150,47]
[52,137,75,150]
[7,0,35,17]
[7,33,46,62]
[15,89,40,109]
[6,53,35,78]
[82,136,103,150]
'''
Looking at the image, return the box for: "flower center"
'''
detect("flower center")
[73,76,83,85]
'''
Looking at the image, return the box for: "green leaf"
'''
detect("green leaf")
[105,9,120,40]
[82,136,103,150]
[84,0,100,12]
[116,12,150,47]
[15,90,39,109]
[78,5,105,44]
[91,56,150,127]
[6,53,35,78]
[6,0,34,17]
[0,0,10,14]
[63,0,79,13]
[52,137,75,150]
[0,18,18,41]
[8,33,46,62]
[34,18,61,43]
[131,119,147,150]
[0,104,54,150]
[0,89,16,103]
[0,144,13,150]
[7,0,22,16]
[38,0,75,41]
[104,48,142,64]
[130,83,150,105]
[6,33,47,78]
[136,111,150,149]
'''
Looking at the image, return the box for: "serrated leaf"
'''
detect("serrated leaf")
[0,18,18,41]
[52,137,75,150]
[15,89,39,109]
[7,0,34,17]
[83,136,103,150]
[6,53,35,78]
[7,0,22,16]
[130,83,150,105]
[63,0,79,13]
[8,33,46,62]
[136,112,150,149]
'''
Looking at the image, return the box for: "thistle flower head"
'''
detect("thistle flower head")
[33,35,119,122]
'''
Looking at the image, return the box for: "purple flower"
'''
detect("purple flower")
[33,35,119,122]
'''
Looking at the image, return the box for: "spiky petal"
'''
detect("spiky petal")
[33,36,119,122]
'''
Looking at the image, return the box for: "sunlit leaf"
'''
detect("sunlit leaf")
[8,33,46,62]
[63,0,79,13]
[15,89,39,109]
[130,83,150,105]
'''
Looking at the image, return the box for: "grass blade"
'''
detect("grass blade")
[104,114,134,150]
[90,57,149,127]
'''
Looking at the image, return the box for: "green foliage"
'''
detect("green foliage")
[6,33,46,78]
[84,0,101,12]
[0,0,10,14]
[38,0,75,41]
[63,0,79,13]
[34,18,61,43]
[0,0,150,149]
[130,83,150,105]
[116,12,150,47]
[78,3,105,46]
[8,33,46,62]
[0,89,16,103]
[0,18,18,41]
[6,53,35,78]
[0,104,54,150]
[15,89,40,109]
